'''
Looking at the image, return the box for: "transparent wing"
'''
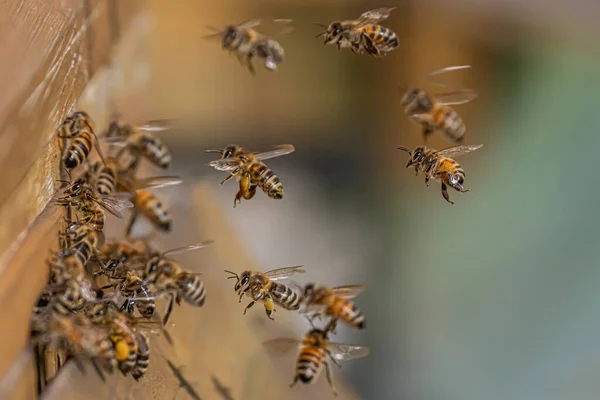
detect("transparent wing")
[253,144,295,161]
[329,343,371,361]
[264,265,305,281]
[356,7,396,25]
[163,240,214,257]
[134,176,183,190]
[434,90,479,106]
[94,194,134,219]
[263,338,302,355]
[436,144,483,158]
[236,19,262,30]
[272,19,295,36]
[331,285,366,299]
[204,25,223,40]
[427,65,472,88]
[137,119,173,132]
[207,158,244,172]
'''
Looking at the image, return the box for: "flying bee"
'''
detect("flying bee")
[57,111,106,170]
[301,284,366,331]
[206,144,295,207]
[116,176,183,236]
[315,8,399,57]
[264,327,370,396]
[205,19,291,75]
[55,177,134,232]
[400,65,478,143]
[397,144,482,204]
[224,266,305,320]
[104,119,173,175]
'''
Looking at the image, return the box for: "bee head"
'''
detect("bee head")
[400,88,425,113]
[222,26,240,49]
[238,271,251,291]
[323,21,343,44]
[64,178,85,196]
[408,147,425,167]
[223,145,240,159]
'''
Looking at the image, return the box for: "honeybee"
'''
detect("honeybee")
[86,302,139,374]
[264,327,370,396]
[117,176,183,236]
[205,20,289,75]
[105,119,173,175]
[41,313,117,374]
[225,266,304,320]
[57,111,105,170]
[100,238,149,264]
[315,8,399,57]
[55,177,133,232]
[397,144,482,204]
[400,65,478,143]
[301,284,366,330]
[86,157,119,195]
[206,144,295,207]
[98,265,156,320]
[60,221,100,267]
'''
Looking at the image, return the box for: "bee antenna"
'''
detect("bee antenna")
[312,22,327,28]
[224,270,239,280]
[397,146,411,153]
[205,149,223,154]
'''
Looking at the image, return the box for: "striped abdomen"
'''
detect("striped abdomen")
[132,332,149,380]
[296,345,325,384]
[177,272,206,307]
[70,237,96,266]
[137,133,171,169]
[96,161,118,195]
[64,129,93,169]
[111,321,138,373]
[248,163,284,199]
[433,106,466,142]
[436,158,465,187]
[134,190,171,231]
[328,297,365,329]
[270,282,301,310]
[361,25,399,52]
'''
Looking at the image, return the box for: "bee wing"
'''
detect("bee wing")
[328,343,371,361]
[236,19,262,30]
[427,65,472,88]
[137,119,173,132]
[356,7,396,25]
[252,144,295,161]
[264,265,306,281]
[206,157,244,172]
[331,285,366,299]
[204,25,223,40]
[263,338,302,355]
[134,176,183,190]
[435,144,483,158]
[94,194,134,219]
[162,240,214,257]
[434,89,479,106]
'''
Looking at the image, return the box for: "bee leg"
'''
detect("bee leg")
[220,172,237,185]
[324,361,338,397]
[125,209,139,238]
[422,126,434,143]
[289,375,299,388]
[361,33,379,57]
[441,183,454,205]
[163,293,175,327]
[424,175,430,187]
[246,54,256,75]
[243,301,255,315]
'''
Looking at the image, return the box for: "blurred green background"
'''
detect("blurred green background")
[112,1,600,399]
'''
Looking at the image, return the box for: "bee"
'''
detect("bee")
[105,119,173,175]
[42,313,117,374]
[400,65,478,143]
[315,8,399,57]
[224,266,305,320]
[206,144,295,207]
[60,221,100,267]
[86,157,119,195]
[100,238,149,264]
[205,20,290,75]
[117,176,183,236]
[57,111,105,170]
[264,327,370,396]
[86,302,139,374]
[301,284,366,330]
[397,144,482,204]
[132,331,149,380]
[55,177,133,232]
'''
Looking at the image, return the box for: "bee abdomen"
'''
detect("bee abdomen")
[297,348,323,383]
[136,192,171,232]
[271,283,301,310]
[339,299,366,329]
[139,134,171,169]
[178,273,206,307]
[97,166,117,195]
[132,332,149,380]
[64,130,93,169]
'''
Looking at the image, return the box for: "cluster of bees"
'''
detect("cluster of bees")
[26,5,487,398]
[30,111,210,394]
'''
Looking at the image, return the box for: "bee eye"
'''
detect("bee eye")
[241,276,249,285]
[224,150,233,158]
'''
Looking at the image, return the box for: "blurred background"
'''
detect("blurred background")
[6,0,600,399]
